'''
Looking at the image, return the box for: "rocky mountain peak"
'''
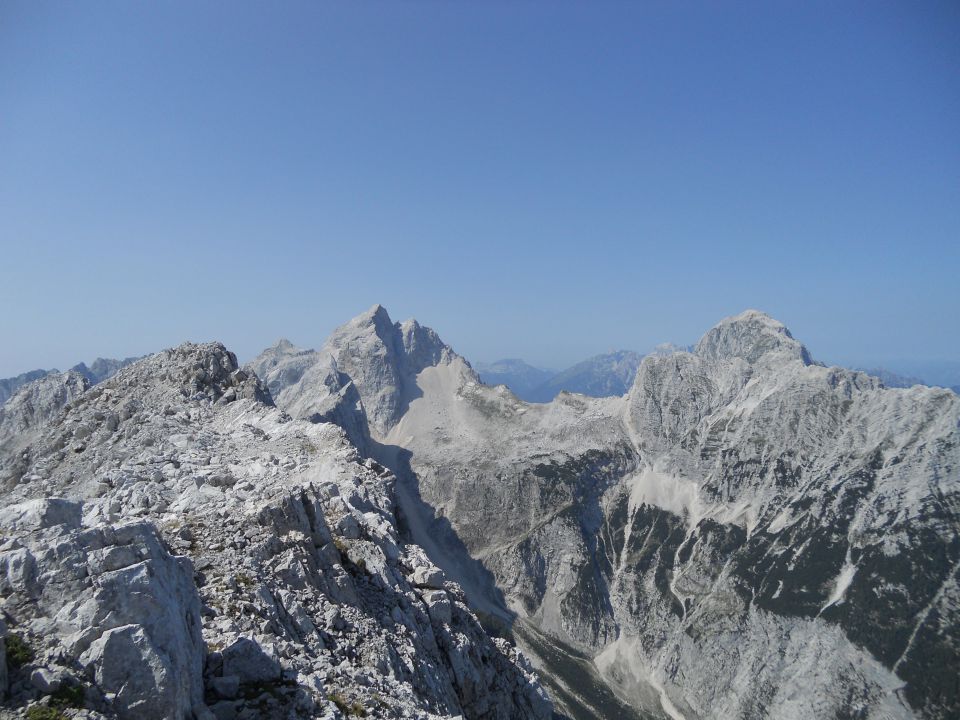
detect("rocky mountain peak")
[694,309,812,366]
[100,341,272,409]
[271,338,297,352]
[319,306,461,437]
[348,303,396,339]
[399,318,451,370]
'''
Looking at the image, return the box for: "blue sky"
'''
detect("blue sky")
[1,1,958,377]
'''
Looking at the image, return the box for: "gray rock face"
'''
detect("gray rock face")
[246,339,320,400]
[0,618,7,700]
[220,638,281,684]
[0,499,204,719]
[694,309,813,365]
[0,371,89,443]
[271,306,959,720]
[83,624,196,720]
[249,342,370,452]
[0,370,51,407]
[0,340,552,720]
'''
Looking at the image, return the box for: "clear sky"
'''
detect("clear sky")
[1,1,958,377]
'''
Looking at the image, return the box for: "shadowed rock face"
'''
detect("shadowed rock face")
[260,306,959,720]
[0,340,553,720]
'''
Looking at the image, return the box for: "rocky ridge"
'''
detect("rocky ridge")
[0,342,552,719]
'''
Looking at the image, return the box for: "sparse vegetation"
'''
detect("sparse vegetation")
[330,692,350,714]
[6,632,34,668]
[25,707,68,720]
[50,683,86,709]
[329,692,367,716]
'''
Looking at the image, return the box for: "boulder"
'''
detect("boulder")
[30,666,63,693]
[82,624,178,720]
[423,590,452,626]
[220,637,281,684]
[0,497,82,532]
[411,565,446,589]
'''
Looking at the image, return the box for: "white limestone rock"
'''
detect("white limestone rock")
[0,340,553,720]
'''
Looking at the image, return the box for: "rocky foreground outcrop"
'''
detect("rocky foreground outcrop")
[0,343,551,719]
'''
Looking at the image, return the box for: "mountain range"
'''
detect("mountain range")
[473,356,957,405]
[0,306,957,720]
[477,352,645,403]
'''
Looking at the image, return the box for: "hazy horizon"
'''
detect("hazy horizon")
[3,302,960,388]
[2,3,958,377]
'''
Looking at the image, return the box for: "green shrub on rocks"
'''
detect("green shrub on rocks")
[5,632,34,668]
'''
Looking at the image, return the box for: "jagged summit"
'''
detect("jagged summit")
[245,306,466,444]
[695,309,813,366]
[271,338,299,351]
[341,302,395,336]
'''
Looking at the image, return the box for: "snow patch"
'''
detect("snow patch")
[767,508,795,534]
[820,563,858,614]
[627,468,701,528]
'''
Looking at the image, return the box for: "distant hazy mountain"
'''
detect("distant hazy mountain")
[525,350,644,402]
[854,366,959,395]
[475,359,555,399]
[70,356,142,384]
[883,360,960,390]
[0,356,141,406]
[855,367,926,389]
